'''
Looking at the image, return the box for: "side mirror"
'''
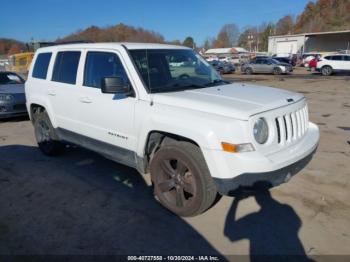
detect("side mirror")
[101,77,132,95]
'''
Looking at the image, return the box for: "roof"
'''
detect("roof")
[36,42,190,52]
[205,47,249,54]
[269,29,350,39]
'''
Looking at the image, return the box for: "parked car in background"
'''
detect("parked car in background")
[0,71,27,118]
[241,58,293,75]
[273,57,296,67]
[209,60,234,74]
[222,61,236,73]
[218,56,239,65]
[316,54,350,76]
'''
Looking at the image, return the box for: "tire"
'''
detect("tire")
[150,140,217,217]
[245,68,253,75]
[273,67,282,75]
[34,110,64,156]
[321,66,332,76]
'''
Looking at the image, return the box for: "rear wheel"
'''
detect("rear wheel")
[321,66,332,76]
[245,67,253,75]
[34,110,64,156]
[150,141,217,217]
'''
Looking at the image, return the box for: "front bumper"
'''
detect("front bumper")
[203,122,319,195]
[281,66,293,73]
[214,147,316,195]
[0,102,28,119]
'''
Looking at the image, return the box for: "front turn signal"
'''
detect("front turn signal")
[221,142,255,153]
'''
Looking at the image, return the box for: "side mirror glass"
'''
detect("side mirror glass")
[101,77,131,95]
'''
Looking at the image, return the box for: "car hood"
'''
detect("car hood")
[152,83,304,120]
[279,62,291,67]
[0,84,25,94]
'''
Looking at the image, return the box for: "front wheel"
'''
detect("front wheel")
[273,67,282,75]
[150,141,217,217]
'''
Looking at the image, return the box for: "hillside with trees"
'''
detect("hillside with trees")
[294,0,350,33]
[57,23,165,44]
[236,0,350,52]
[0,38,26,55]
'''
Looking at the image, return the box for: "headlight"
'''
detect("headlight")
[0,94,13,101]
[253,118,269,144]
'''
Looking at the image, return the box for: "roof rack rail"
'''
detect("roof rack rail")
[55,40,94,45]
[32,40,94,51]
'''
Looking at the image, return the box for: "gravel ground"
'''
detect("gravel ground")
[0,68,349,259]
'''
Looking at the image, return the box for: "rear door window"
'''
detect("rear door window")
[52,51,81,84]
[32,52,52,79]
[83,52,130,88]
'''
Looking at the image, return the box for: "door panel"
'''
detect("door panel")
[47,51,82,132]
[76,50,137,152]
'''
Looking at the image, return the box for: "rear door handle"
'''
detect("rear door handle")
[79,97,92,103]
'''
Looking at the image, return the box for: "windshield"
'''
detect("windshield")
[0,72,24,85]
[270,59,280,64]
[129,49,225,93]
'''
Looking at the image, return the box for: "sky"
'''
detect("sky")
[0,0,311,45]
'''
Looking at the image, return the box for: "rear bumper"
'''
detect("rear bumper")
[214,147,316,195]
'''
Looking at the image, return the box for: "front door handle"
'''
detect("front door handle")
[47,90,56,96]
[79,97,92,103]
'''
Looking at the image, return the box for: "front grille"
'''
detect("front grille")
[275,104,308,145]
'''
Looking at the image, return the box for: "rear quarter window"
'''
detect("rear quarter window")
[332,56,343,61]
[32,53,52,79]
[52,51,81,84]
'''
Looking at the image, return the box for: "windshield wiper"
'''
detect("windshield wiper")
[150,83,206,93]
[205,79,231,87]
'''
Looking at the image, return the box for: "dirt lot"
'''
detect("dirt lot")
[0,68,350,259]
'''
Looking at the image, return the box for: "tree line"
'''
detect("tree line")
[202,0,350,52]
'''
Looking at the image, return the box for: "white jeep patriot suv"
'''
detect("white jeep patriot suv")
[25,43,319,216]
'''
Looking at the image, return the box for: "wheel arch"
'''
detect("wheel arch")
[322,64,333,70]
[29,100,57,127]
[139,130,203,174]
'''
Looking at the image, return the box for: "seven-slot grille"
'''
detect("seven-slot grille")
[275,104,308,145]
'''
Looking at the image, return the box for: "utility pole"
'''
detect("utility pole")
[248,34,254,53]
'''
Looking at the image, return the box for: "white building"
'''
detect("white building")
[268,30,350,56]
[205,47,249,57]
[204,47,250,64]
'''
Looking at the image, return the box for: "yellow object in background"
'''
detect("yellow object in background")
[7,52,34,75]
